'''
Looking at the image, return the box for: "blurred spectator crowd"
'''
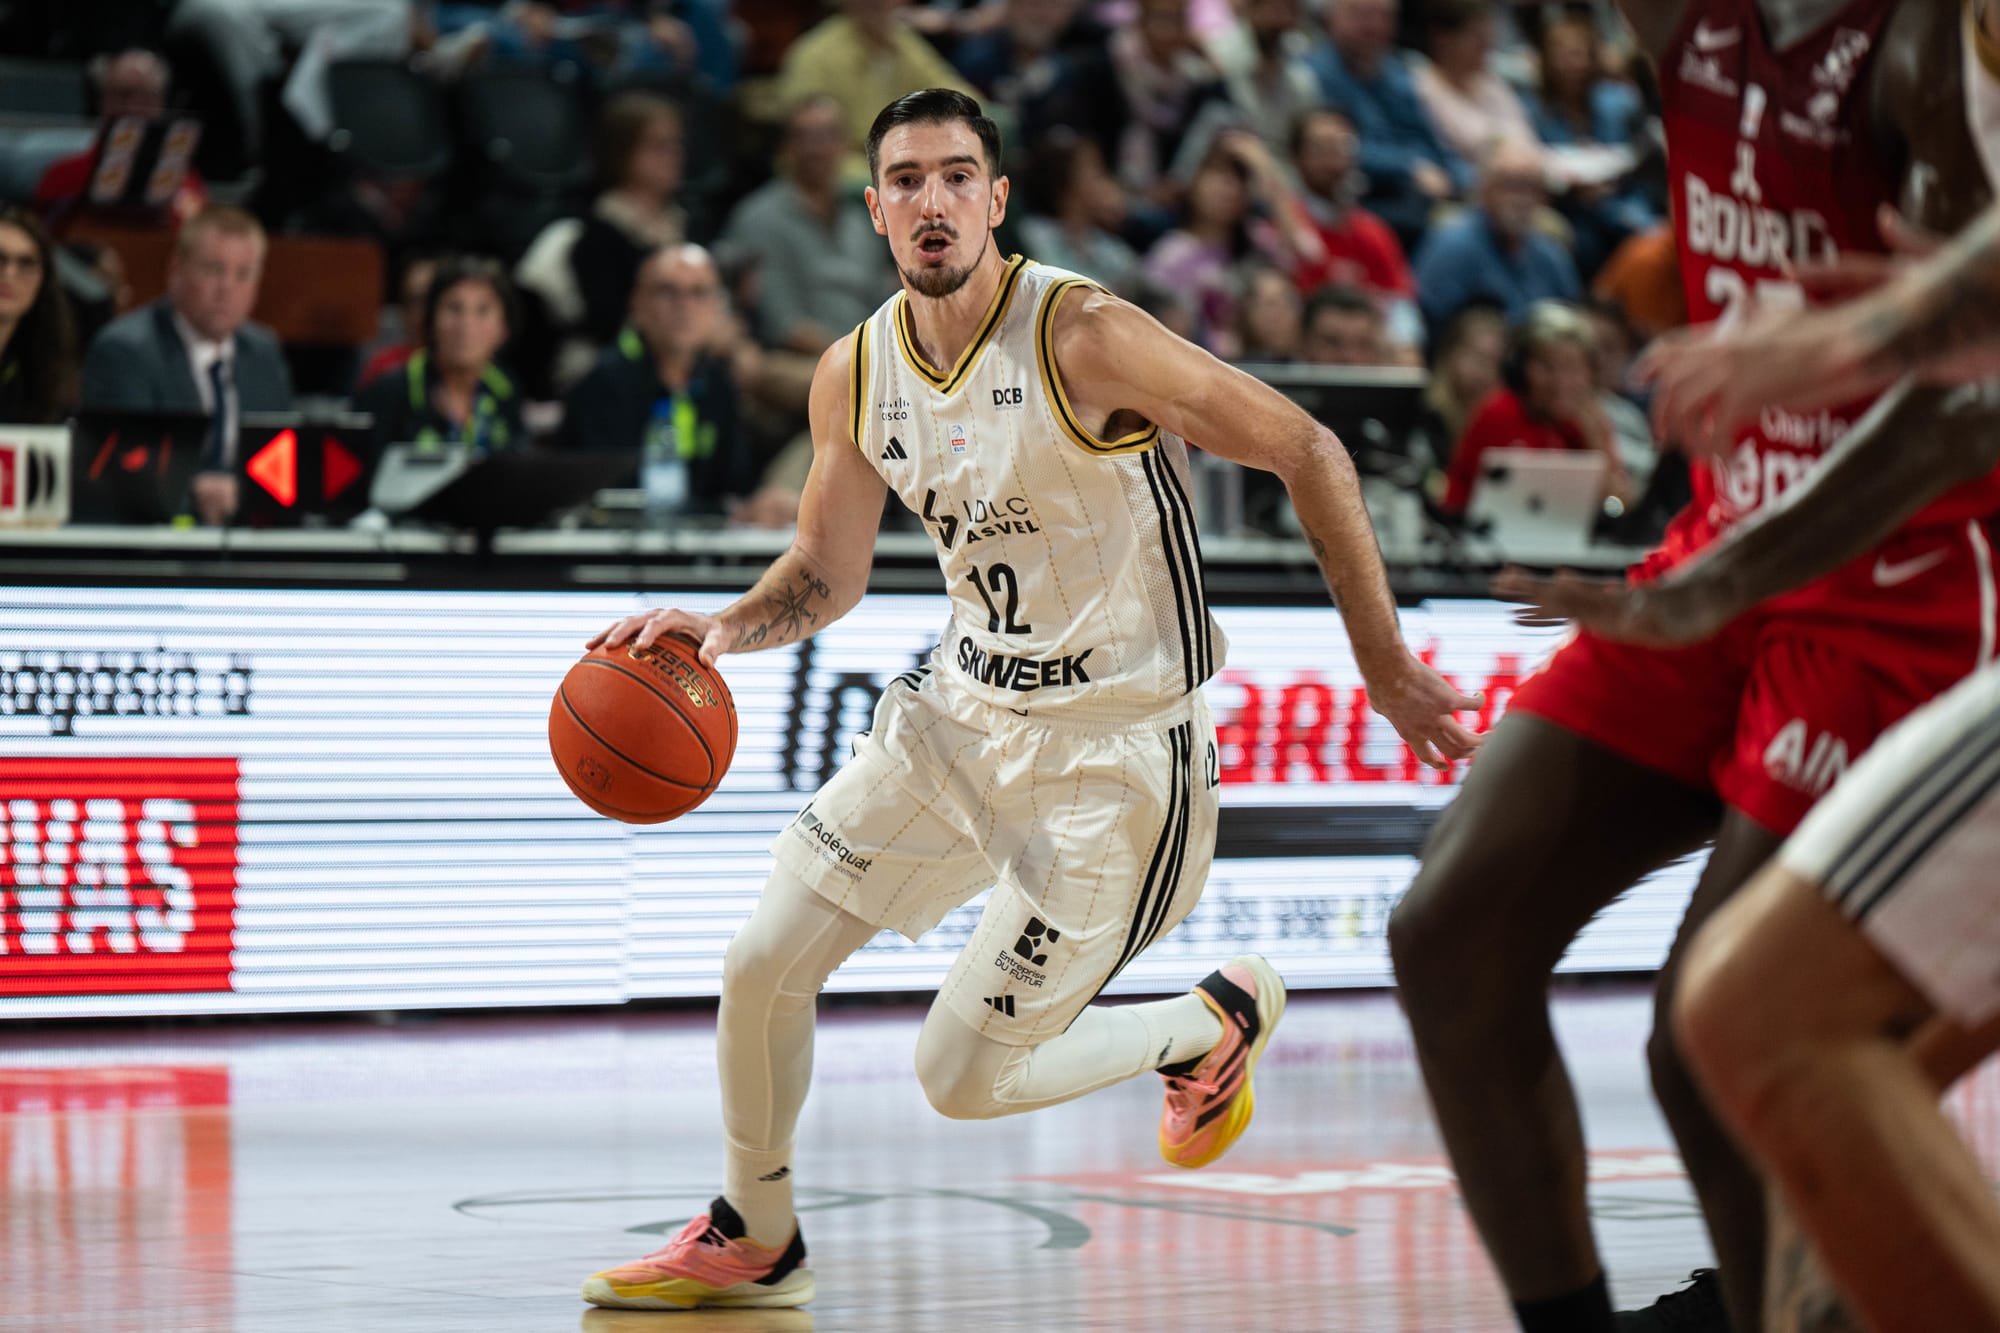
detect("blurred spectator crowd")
[0,0,1689,534]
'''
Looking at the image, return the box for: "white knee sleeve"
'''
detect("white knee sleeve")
[914,1008,1024,1121]
[722,868,876,1014]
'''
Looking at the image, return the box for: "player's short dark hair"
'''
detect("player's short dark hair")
[865,89,1004,186]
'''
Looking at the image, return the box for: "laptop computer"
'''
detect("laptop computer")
[1465,447,1609,558]
[234,413,377,527]
[69,410,211,524]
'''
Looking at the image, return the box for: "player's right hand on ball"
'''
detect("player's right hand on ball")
[587,608,731,667]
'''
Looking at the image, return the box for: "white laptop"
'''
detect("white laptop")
[1465,447,1608,559]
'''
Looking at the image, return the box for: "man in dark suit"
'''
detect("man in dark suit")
[80,204,293,524]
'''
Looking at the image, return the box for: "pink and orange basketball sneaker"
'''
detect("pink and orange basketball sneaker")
[1157,955,1287,1169]
[581,1197,812,1310]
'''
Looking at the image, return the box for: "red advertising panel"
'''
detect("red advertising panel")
[0,759,239,996]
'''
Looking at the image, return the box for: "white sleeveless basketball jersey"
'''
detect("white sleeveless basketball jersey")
[849,256,1227,719]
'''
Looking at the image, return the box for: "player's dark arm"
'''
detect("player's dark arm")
[1843,205,2000,384]
[1498,380,2000,645]
[1050,289,1483,768]
[1672,381,2000,606]
[592,337,888,662]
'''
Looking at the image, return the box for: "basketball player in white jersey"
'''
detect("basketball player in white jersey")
[1500,12,2000,1323]
[574,89,1481,1311]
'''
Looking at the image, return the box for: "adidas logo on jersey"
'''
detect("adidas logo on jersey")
[881,436,907,461]
[983,995,1017,1017]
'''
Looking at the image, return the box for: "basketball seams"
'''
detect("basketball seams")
[556,686,712,791]
[575,655,723,777]
[554,762,690,824]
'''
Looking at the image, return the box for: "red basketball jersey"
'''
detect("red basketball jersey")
[1655,0,2000,565]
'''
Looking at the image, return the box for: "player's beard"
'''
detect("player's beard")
[900,227,990,299]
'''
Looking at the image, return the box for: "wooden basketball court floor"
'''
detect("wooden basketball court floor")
[8,986,2000,1332]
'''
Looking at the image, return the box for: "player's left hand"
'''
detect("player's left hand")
[1365,656,1485,771]
[1490,566,1729,648]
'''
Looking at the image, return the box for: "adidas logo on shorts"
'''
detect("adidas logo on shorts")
[983,995,1016,1017]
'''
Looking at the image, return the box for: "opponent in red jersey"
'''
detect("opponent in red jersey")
[1388,1,1997,1330]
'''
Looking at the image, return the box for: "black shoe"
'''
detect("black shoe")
[1616,1269,1734,1331]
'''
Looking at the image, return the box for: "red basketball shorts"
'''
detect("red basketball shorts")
[1511,521,2000,835]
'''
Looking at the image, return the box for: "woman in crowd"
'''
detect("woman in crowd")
[1413,0,1541,168]
[354,256,525,454]
[1417,303,1507,458]
[1143,135,1314,355]
[0,208,77,425]
[1108,0,1225,208]
[516,92,687,389]
[1232,265,1303,363]
[1527,16,1655,274]
[1441,300,1631,516]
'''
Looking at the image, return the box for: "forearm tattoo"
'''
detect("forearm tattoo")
[735,570,832,650]
[1862,210,2000,377]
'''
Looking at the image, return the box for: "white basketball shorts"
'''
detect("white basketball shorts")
[1782,661,2000,1027]
[771,663,1219,1044]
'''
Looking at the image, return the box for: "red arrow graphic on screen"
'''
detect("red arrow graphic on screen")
[323,436,362,501]
[247,429,297,506]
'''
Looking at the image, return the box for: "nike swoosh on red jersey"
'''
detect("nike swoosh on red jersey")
[1872,549,1950,587]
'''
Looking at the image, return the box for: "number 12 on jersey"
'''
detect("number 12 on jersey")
[967,563,1032,635]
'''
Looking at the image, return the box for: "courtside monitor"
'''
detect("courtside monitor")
[1224,363,1428,533]
[1236,363,1428,473]
[371,445,637,533]
[69,410,210,524]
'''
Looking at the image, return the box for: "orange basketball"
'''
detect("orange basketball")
[549,635,738,824]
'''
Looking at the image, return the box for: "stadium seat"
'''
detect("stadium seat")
[324,61,453,181]
[457,68,592,199]
[0,124,96,205]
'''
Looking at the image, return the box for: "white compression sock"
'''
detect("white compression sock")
[1123,991,1228,1071]
[715,869,879,1245]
